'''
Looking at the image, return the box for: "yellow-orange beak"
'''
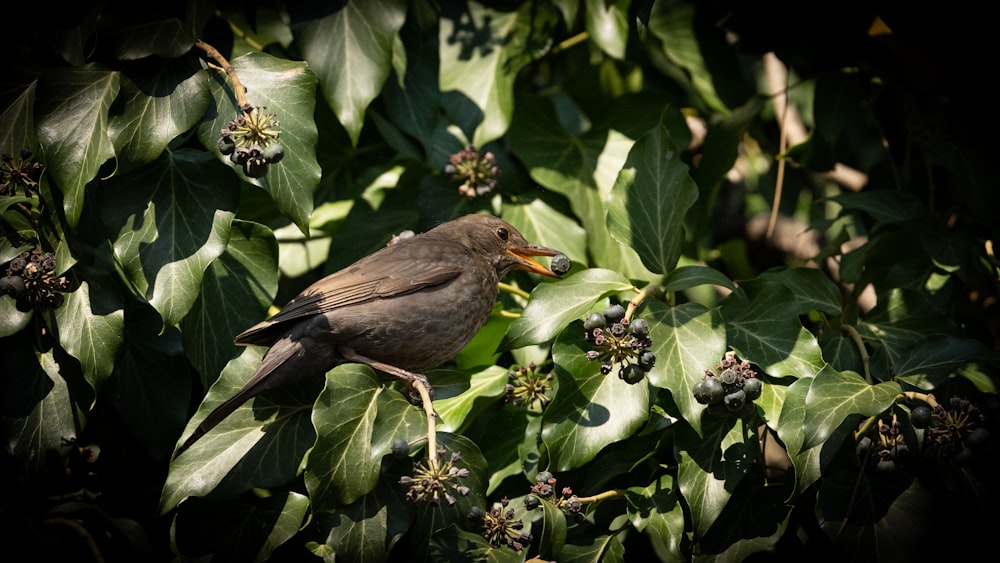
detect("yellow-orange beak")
[507,246,562,277]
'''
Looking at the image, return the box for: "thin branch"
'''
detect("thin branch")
[194,39,250,110]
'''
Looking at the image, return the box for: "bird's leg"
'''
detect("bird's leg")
[339,346,435,405]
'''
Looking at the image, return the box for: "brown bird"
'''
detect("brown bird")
[175,214,562,456]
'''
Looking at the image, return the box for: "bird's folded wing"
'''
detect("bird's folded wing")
[234,259,462,344]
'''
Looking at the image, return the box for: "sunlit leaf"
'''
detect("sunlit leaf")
[801,365,901,451]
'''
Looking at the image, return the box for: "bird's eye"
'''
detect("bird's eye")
[496,227,509,241]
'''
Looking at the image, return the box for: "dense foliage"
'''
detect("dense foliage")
[2,1,998,561]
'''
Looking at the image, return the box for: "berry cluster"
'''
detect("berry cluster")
[399,447,470,506]
[444,144,499,198]
[693,351,761,418]
[913,396,991,466]
[1,149,44,197]
[504,362,553,410]
[856,413,909,472]
[217,106,283,178]
[583,304,655,384]
[1,248,71,311]
[524,471,584,522]
[468,497,532,551]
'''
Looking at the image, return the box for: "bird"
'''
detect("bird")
[174,214,562,457]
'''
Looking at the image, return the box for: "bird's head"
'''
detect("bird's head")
[443,214,563,279]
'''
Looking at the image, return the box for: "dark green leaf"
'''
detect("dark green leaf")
[295,0,406,146]
[181,220,278,388]
[625,474,685,562]
[606,121,699,274]
[859,288,962,369]
[662,264,735,294]
[584,0,629,59]
[893,334,1000,389]
[100,150,239,326]
[542,321,650,471]
[53,278,125,387]
[36,65,120,226]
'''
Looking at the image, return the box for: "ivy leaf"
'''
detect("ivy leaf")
[100,150,239,327]
[109,58,211,173]
[606,121,698,275]
[36,64,120,227]
[0,74,38,156]
[542,321,650,472]
[674,418,749,539]
[751,267,843,315]
[584,0,629,59]
[306,364,425,509]
[662,265,735,294]
[643,301,727,437]
[295,0,406,146]
[539,499,568,559]
[647,0,727,112]
[53,279,125,388]
[5,351,75,473]
[559,534,626,562]
[625,474,685,562]
[439,1,556,146]
[434,365,509,433]
[503,268,634,350]
[181,220,278,388]
[894,334,1000,389]
[198,51,320,233]
[801,365,901,451]
[719,282,825,378]
[859,288,962,369]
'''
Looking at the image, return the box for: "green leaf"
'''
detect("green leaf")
[439,1,555,146]
[560,534,625,562]
[36,65,120,226]
[53,279,125,388]
[503,268,634,350]
[181,220,278,387]
[100,150,239,326]
[434,365,509,433]
[625,474,685,562]
[752,267,843,316]
[606,121,698,274]
[662,265,735,294]
[321,475,415,562]
[0,75,38,157]
[542,321,650,472]
[828,190,926,224]
[859,288,963,369]
[719,282,825,378]
[295,0,407,146]
[647,0,728,112]
[109,59,211,173]
[643,301,727,437]
[674,418,750,539]
[507,94,657,280]
[502,199,588,267]
[306,364,425,509]
[539,499,568,559]
[198,51,321,233]
[5,350,75,473]
[104,17,196,60]
[893,334,1000,390]
[584,0,629,59]
[801,365,901,451]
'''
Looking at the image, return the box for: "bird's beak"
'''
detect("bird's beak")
[507,246,561,278]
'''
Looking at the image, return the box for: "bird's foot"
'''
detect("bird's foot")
[339,347,435,406]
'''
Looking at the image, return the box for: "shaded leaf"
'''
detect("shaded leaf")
[625,474,685,562]
[584,0,629,59]
[295,0,407,145]
[54,279,125,388]
[100,150,239,326]
[36,65,120,226]
[662,264,735,294]
[606,121,699,274]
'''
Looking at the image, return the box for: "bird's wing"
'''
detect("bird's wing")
[234,251,463,345]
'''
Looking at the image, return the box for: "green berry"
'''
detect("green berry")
[910,405,932,429]
[604,304,626,323]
